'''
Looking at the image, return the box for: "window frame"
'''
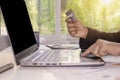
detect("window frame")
[0,8,1,35]
[0,0,79,44]
[40,0,79,44]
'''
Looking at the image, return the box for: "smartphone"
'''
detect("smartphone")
[65,9,77,22]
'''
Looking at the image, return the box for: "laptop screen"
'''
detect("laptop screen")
[1,0,37,55]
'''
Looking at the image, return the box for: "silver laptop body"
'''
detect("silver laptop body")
[1,0,105,67]
[19,48,105,67]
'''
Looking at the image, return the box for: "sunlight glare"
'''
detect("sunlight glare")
[101,0,112,5]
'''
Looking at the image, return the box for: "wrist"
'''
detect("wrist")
[83,26,88,39]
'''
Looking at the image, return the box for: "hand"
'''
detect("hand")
[81,39,120,57]
[115,78,120,80]
[65,18,88,39]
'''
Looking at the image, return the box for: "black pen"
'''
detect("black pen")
[0,63,14,74]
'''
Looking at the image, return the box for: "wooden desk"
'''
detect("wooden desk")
[0,45,120,80]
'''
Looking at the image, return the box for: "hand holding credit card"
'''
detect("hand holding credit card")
[65,9,77,22]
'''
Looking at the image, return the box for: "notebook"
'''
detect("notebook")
[1,0,105,67]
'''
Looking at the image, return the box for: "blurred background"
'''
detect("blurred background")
[1,0,120,44]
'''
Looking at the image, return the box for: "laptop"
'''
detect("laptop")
[1,0,105,67]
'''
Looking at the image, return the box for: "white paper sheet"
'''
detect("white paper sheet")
[48,63,120,80]
[102,55,120,63]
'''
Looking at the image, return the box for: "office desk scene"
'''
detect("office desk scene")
[0,45,120,80]
[1,0,120,80]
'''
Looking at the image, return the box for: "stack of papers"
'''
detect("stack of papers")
[102,55,120,63]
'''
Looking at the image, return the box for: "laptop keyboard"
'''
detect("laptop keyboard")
[24,49,80,63]
[31,50,50,62]
[33,50,61,62]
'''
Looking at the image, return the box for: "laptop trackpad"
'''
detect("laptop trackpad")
[81,49,99,58]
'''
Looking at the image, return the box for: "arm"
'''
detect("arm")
[65,18,120,49]
[80,27,120,49]
[81,39,120,57]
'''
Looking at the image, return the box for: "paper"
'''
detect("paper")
[49,67,106,80]
[48,62,120,80]
[102,55,120,63]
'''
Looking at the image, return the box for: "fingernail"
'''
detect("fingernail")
[81,53,85,56]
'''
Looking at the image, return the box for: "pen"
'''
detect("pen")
[0,63,14,74]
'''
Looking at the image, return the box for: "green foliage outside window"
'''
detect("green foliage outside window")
[61,0,120,34]
[25,0,39,31]
[25,0,55,35]
[0,12,5,28]
[1,0,120,35]
[0,0,55,35]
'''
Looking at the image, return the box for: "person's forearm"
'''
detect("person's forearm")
[79,27,101,49]
[79,27,120,49]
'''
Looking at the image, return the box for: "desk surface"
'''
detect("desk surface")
[0,45,120,80]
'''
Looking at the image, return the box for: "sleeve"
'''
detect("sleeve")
[79,27,120,49]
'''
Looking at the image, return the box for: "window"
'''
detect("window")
[1,0,120,44]
[61,0,120,33]
[0,9,1,35]
[25,0,55,35]
[0,8,6,35]
[0,0,78,44]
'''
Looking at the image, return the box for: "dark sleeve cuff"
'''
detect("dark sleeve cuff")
[79,27,100,49]
[79,27,120,49]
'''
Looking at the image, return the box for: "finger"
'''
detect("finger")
[82,40,101,57]
[98,45,108,56]
[67,23,75,28]
[95,40,108,56]
[99,51,107,56]
[81,45,94,56]
[68,27,76,33]
[92,41,102,57]
[74,22,80,28]
[69,31,77,37]
[74,21,83,29]
[65,18,72,23]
